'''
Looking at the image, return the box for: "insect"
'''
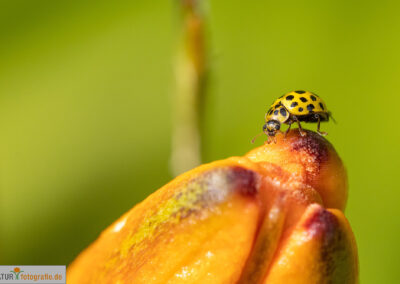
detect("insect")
[252,90,334,143]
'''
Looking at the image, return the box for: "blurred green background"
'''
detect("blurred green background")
[0,0,399,283]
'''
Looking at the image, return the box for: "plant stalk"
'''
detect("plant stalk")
[170,0,207,176]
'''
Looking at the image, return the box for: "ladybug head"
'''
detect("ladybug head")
[263,120,280,137]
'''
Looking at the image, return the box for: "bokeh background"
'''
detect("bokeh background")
[1,1,399,283]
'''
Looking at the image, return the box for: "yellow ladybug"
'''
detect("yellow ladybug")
[253,90,334,143]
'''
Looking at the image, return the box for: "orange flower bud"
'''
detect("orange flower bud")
[14,267,20,273]
[67,130,358,284]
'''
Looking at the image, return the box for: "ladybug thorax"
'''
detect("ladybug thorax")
[265,104,290,124]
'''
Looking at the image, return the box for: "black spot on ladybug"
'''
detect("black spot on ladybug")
[274,110,279,115]
[275,104,281,109]
[298,107,304,112]
[286,95,294,101]
[319,103,324,110]
[300,97,308,103]
[280,108,287,116]
[268,109,273,115]
[291,102,298,108]
[310,95,317,101]
[295,90,306,94]
[307,104,315,112]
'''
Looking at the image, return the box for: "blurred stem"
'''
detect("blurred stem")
[171,0,207,176]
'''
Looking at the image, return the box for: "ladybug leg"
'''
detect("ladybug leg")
[328,111,337,124]
[264,130,272,144]
[284,122,292,137]
[263,132,271,144]
[294,117,306,136]
[264,137,272,144]
[316,114,328,136]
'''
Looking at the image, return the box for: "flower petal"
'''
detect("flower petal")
[246,130,348,211]
[68,160,264,283]
[264,203,358,284]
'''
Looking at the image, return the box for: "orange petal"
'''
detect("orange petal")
[67,160,264,283]
[264,203,359,284]
[237,194,286,284]
[246,130,348,211]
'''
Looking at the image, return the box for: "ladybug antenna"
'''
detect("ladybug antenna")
[251,132,265,144]
[328,112,337,124]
